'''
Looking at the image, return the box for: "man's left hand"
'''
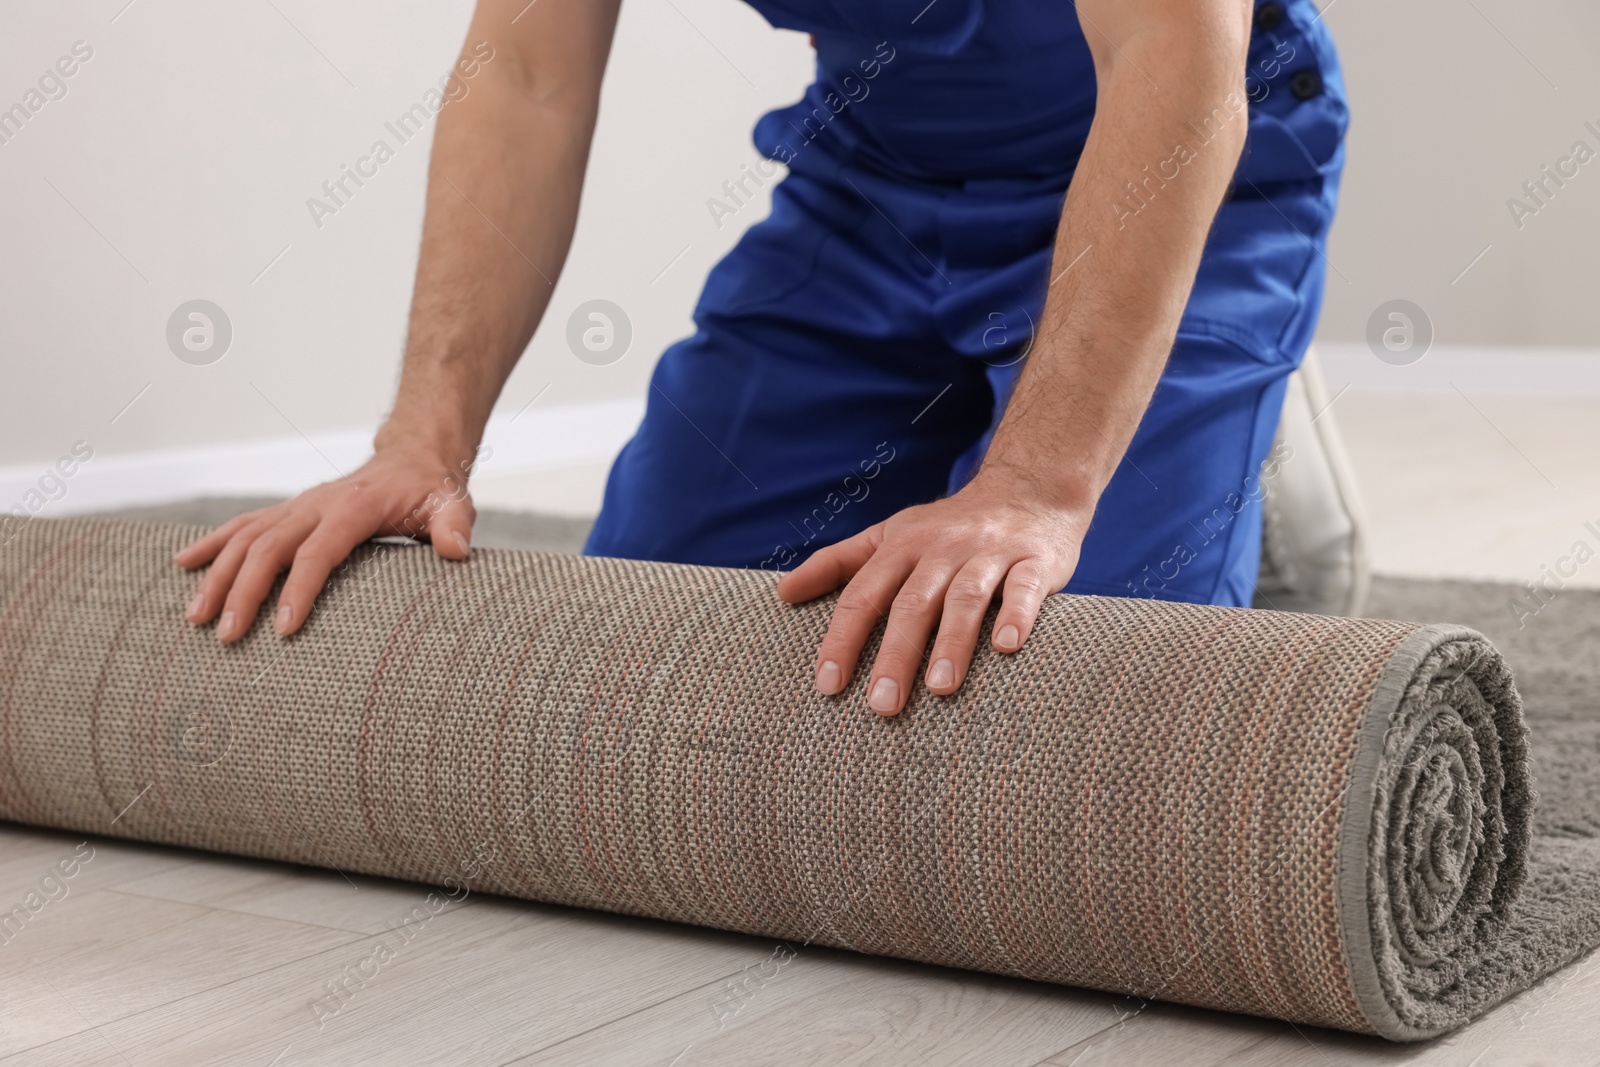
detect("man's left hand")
[776,470,1090,715]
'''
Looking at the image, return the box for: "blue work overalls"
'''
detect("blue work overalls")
[584,0,1348,607]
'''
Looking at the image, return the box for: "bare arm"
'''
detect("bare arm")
[778,0,1255,714]
[177,0,621,642]
[981,1,1254,514]
[381,0,621,468]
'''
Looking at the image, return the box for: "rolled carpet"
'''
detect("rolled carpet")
[0,517,1590,1039]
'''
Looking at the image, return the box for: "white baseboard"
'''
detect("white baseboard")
[1316,343,1600,395]
[0,397,644,519]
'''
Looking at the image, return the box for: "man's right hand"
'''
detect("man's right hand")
[172,0,622,643]
[173,448,478,643]
[174,0,626,643]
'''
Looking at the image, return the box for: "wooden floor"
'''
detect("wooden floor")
[0,822,1592,1066]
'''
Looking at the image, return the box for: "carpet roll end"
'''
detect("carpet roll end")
[1342,624,1533,1040]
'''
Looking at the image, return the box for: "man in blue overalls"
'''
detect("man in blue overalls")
[178,0,1348,718]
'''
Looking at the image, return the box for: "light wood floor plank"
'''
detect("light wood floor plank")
[109,848,481,936]
[0,886,366,1059]
[521,943,1124,1067]
[6,888,776,1064]
[0,824,196,898]
[1035,1001,1324,1067]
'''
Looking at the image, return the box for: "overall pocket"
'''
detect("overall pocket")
[1236,0,1351,185]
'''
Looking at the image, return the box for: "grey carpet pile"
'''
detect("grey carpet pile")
[0,503,1594,1041]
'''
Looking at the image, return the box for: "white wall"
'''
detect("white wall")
[0,0,813,483]
[1318,0,1600,348]
[2,0,1596,512]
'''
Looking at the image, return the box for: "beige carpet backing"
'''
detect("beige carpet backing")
[0,517,1593,1040]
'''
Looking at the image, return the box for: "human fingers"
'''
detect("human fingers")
[422,486,477,561]
[173,510,271,570]
[776,523,883,605]
[923,557,1008,696]
[810,549,914,700]
[185,518,269,626]
[273,508,394,635]
[991,556,1054,655]
[213,510,322,642]
[866,558,959,716]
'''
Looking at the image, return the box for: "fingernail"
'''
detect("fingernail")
[815,660,841,694]
[185,593,205,621]
[274,602,293,634]
[995,624,1020,651]
[453,531,470,557]
[218,610,237,640]
[927,658,953,689]
[869,677,899,714]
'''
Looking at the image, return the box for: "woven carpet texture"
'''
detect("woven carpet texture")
[0,517,1596,1040]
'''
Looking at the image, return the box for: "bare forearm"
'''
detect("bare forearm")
[378,3,619,466]
[781,1,1260,711]
[983,19,1251,513]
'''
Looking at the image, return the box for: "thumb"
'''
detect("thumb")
[426,489,477,561]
